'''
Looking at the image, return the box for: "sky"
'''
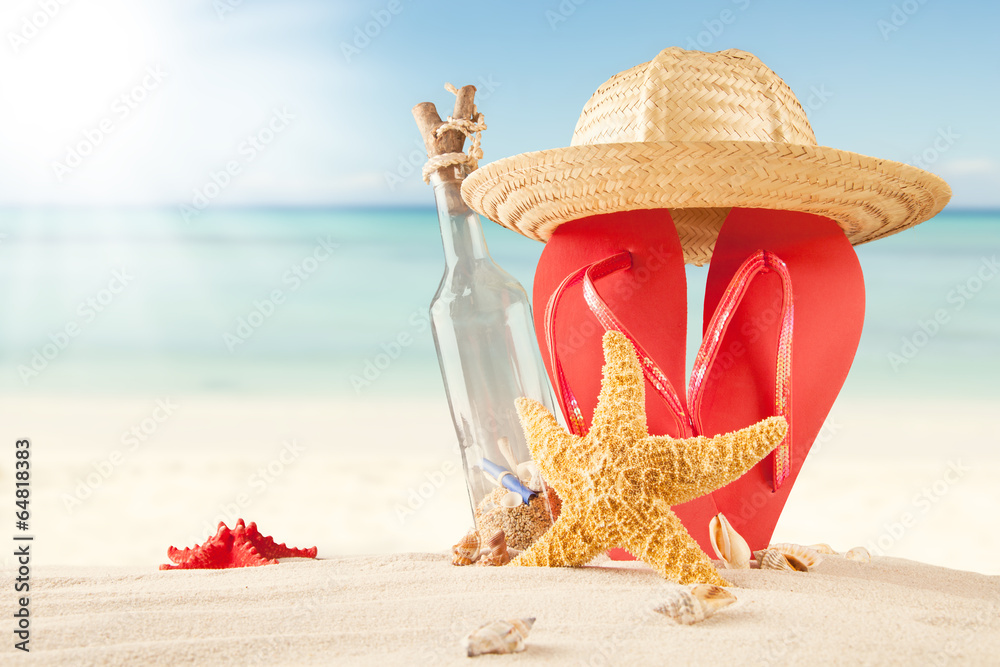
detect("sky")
[0,0,998,208]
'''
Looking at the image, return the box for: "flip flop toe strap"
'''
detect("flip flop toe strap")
[544,251,691,439]
[544,249,794,490]
[688,250,794,490]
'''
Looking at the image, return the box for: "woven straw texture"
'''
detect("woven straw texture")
[462,47,951,266]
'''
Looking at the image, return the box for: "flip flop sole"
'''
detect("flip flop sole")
[699,208,865,550]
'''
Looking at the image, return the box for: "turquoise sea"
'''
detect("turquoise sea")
[0,207,997,399]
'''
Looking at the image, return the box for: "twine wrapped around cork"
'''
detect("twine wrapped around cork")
[411,84,485,210]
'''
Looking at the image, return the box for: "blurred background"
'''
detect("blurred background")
[1,0,997,573]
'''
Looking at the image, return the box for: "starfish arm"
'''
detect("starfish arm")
[590,331,647,443]
[509,513,606,568]
[623,511,729,586]
[644,416,788,506]
[515,397,578,488]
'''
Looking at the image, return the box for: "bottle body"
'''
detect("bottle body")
[429,166,558,550]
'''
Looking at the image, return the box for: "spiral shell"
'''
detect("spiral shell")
[654,585,737,625]
[767,543,822,571]
[708,513,751,569]
[452,529,481,566]
[462,618,535,656]
[845,546,871,563]
[479,530,511,566]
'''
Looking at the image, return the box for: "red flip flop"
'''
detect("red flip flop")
[534,207,865,557]
[533,208,720,559]
[696,207,865,550]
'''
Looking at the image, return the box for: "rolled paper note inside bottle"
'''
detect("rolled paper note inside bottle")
[480,458,535,504]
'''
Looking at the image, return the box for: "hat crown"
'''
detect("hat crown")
[572,47,816,146]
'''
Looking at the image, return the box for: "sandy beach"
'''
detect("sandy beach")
[7,394,999,578]
[9,552,998,665]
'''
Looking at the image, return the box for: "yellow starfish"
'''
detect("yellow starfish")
[511,331,788,585]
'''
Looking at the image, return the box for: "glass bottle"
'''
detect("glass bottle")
[428,163,559,551]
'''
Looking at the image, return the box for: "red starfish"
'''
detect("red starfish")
[160,519,317,570]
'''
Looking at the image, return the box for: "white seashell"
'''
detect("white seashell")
[755,549,794,572]
[845,546,871,563]
[452,529,481,566]
[496,437,521,476]
[708,513,752,569]
[768,543,822,571]
[516,461,543,492]
[500,491,522,509]
[809,543,837,555]
[654,585,736,625]
[462,618,535,656]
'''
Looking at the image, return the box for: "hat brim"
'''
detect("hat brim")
[461,140,951,265]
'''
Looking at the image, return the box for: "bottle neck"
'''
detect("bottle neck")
[430,165,490,266]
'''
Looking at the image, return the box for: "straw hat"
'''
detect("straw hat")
[461,47,951,265]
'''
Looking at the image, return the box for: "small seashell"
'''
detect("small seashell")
[708,513,752,569]
[768,543,822,571]
[487,530,510,564]
[516,461,543,492]
[462,618,535,656]
[845,546,871,563]
[452,529,481,566]
[809,543,837,555]
[479,530,511,566]
[755,549,794,572]
[500,491,523,509]
[654,584,736,625]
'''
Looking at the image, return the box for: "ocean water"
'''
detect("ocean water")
[1,206,998,400]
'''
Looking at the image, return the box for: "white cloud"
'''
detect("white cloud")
[939,158,1000,176]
